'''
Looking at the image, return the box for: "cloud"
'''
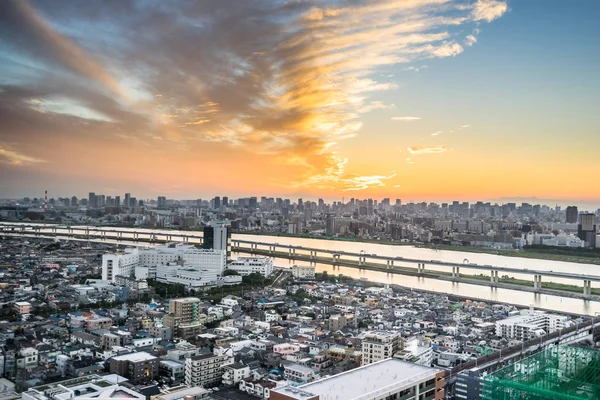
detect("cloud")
[393,184,401,188]
[408,146,448,154]
[464,35,477,46]
[431,131,442,136]
[0,0,508,193]
[458,124,471,130]
[472,0,508,22]
[392,116,421,121]
[0,144,46,165]
[407,65,428,72]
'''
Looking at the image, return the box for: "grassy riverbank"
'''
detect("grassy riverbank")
[234,231,600,266]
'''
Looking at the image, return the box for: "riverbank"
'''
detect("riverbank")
[234,230,600,266]
[241,247,600,298]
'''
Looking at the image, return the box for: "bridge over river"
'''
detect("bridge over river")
[1,222,598,296]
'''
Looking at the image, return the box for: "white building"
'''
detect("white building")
[156,264,218,288]
[495,311,570,341]
[184,353,229,388]
[23,375,145,400]
[361,330,403,366]
[102,248,140,282]
[222,363,251,386]
[227,257,274,277]
[284,363,316,384]
[103,243,226,283]
[291,265,315,280]
[271,358,443,400]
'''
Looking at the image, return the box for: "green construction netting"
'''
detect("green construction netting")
[482,345,600,400]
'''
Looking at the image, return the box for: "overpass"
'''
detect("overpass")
[1,222,598,295]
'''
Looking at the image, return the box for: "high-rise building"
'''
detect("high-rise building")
[213,196,221,209]
[222,196,228,207]
[157,196,167,209]
[578,213,597,246]
[88,192,96,208]
[361,330,403,366]
[566,206,579,223]
[71,196,78,206]
[124,193,131,208]
[164,297,204,339]
[203,224,230,259]
[115,195,120,207]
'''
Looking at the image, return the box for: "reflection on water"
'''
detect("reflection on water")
[3,223,599,315]
[252,254,597,316]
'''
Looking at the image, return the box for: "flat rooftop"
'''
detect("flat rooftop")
[276,358,439,400]
[111,352,157,362]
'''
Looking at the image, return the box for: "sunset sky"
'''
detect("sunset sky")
[1,0,599,204]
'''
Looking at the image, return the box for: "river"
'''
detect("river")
[3,223,600,315]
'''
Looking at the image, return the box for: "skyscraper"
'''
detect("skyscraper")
[88,192,96,208]
[566,206,578,223]
[115,195,120,207]
[157,196,166,209]
[213,196,221,210]
[203,224,231,260]
[124,193,131,208]
[222,196,228,207]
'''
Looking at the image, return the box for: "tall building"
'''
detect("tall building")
[222,196,228,207]
[71,196,78,206]
[483,346,600,400]
[157,196,167,209]
[361,330,403,366]
[163,297,204,339]
[115,195,120,207]
[270,358,444,400]
[88,192,96,208]
[184,353,229,388]
[203,225,231,260]
[578,213,597,246]
[213,196,221,209]
[566,205,579,223]
[124,192,131,208]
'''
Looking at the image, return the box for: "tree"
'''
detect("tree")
[223,269,240,276]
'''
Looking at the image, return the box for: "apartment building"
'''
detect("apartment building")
[109,352,159,385]
[291,265,315,280]
[361,330,403,366]
[495,312,570,341]
[184,353,229,388]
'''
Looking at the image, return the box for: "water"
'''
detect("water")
[3,223,600,315]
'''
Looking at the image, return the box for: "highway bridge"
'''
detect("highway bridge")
[1,222,598,295]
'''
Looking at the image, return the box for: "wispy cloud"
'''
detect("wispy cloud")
[0,0,508,193]
[408,146,448,154]
[431,131,442,136]
[464,35,477,47]
[0,144,46,165]
[392,116,421,121]
[458,124,471,130]
[472,0,509,22]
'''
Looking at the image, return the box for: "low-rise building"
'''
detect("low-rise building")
[292,265,315,280]
[227,257,274,277]
[109,352,159,385]
[185,353,229,388]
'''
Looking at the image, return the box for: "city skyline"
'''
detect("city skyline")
[1,0,599,202]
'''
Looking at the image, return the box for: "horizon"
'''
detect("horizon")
[1,0,599,204]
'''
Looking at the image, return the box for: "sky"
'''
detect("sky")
[1,0,599,204]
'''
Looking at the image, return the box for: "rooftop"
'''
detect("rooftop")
[111,352,157,363]
[275,358,439,400]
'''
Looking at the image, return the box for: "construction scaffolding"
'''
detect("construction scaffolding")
[482,345,600,400]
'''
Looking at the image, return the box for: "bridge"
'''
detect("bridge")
[1,222,598,295]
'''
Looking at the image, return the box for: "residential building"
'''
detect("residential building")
[222,362,251,386]
[109,352,159,385]
[291,265,315,280]
[185,353,229,388]
[284,363,316,384]
[13,301,31,315]
[270,358,444,400]
[361,330,403,366]
[495,312,569,340]
[227,257,274,277]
